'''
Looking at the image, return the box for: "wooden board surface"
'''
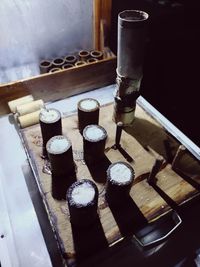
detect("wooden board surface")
[21,103,200,265]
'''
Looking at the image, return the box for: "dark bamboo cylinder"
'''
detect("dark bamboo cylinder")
[46,135,76,200]
[51,57,65,68]
[117,10,149,81]
[46,135,75,176]
[62,63,74,70]
[90,50,103,60]
[39,108,62,158]
[105,161,135,204]
[83,124,107,164]
[77,98,100,134]
[39,60,52,74]
[67,179,98,227]
[64,55,77,64]
[78,50,90,61]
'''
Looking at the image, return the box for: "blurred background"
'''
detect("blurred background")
[0,0,93,83]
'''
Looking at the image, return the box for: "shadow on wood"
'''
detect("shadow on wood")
[107,196,148,236]
[151,182,180,213]
[124,117,179,161]
[85,155,111,183]
[71,217,108,261]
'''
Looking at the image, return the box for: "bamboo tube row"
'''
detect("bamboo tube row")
[39,49,104,74]
[8,94,45,128]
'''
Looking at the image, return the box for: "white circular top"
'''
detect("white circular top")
[84,125,105,141]
[71,182,95,206]
[79,99,98,111]
[109,163,132,184]
[40,109,60,123]
[48,136,70,154]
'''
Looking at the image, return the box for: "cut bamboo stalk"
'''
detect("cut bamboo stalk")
[8,95,34,113]
[18,110,40,128]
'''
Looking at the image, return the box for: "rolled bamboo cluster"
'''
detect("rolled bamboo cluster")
[8,95,45,128]
[39,49,104,74]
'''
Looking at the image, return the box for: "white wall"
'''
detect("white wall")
[0,0,93,82]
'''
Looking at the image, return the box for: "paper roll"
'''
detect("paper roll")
[18,110,40,128]
[8,95,34,113]
[16,99,44,116]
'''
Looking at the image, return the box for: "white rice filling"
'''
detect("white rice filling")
[110,163,132,183]
[40,109,59,122]
[80,99,98,110]
[71,182,95,205]
[85,125,105,141]
[49,137,69,153]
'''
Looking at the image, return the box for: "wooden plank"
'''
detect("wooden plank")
[21,103,200,265]
[93,0,101,50]
[93,0,112,50]
[101,0,112,34]
[0,57,116,115]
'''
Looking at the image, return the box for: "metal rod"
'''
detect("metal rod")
[118,146,134,163]
[62,63,74,70]
[39,60,52,74]
[114,121,123,149]
[171,145,186,170]
[90,50,103,60]
[117,10,149,82]
[147,156,164,185]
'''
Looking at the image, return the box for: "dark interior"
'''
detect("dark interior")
[110,0,200,147]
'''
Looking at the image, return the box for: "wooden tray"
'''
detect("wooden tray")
[21,102,200,266]
[0,56,116,115]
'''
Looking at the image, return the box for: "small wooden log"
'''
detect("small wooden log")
[18,110,40,128]
[16,99,44,116]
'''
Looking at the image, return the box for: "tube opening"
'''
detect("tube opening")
[40,60,51,67]
[65,55,77,62]
[62,63,74,69]
[91,51,101,56]
[79,50,89,56]
[53,58,64,64]
[119,10,149,22]
[47,135,71,154]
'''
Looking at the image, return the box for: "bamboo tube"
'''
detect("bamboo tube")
[16,99,44,116]
[8,95,34,113]
[18,110,40,128]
